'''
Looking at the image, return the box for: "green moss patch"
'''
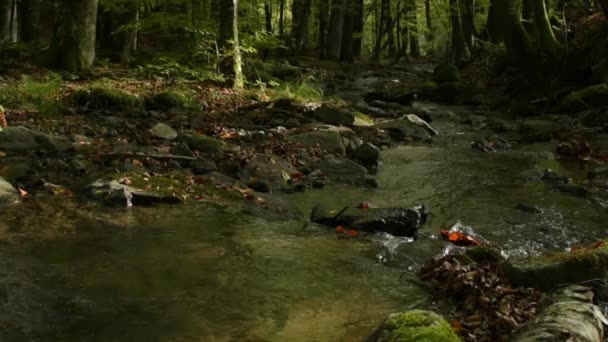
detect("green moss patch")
[558,83,608,113]
[146,91,190,111]
[432,63,461,84]
[71,87,142,111]
[379,310,461,342]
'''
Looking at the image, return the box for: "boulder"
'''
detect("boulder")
[239,154,297,193]
[364,91,418,106]
[317,158,375,186]
[555,184,589,197]
[374,310,460,342]
[558,84,608,113]
[89,179,181,207]
[502,240,608,291]
[71,87,142,111]
[189,159,217,175]
[0,126,72,154]
[0,177,18,203]
[146,91,189,111]
[310,106,355,126]
[311,204,428,237]
[432,63,461,84]
[287,130,346,155]
[375,115,437,142]
[351,142,381,166]
[513,286,605,342]
[181,133,237,155]
[148,123,178,140]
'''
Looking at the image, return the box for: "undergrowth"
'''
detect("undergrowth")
[0,74,65,116]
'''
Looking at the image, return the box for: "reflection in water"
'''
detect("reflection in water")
[0,116,606,341]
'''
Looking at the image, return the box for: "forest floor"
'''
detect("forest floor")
[2,57,608,341]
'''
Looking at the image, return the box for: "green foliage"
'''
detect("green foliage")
[432,63,461,83]
[269,80,323,103]
[0,74,65,116]
[379,310,461,342]
[146,90,198,111]
[137,58,225,82]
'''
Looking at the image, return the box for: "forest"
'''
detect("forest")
[1,0,608,341]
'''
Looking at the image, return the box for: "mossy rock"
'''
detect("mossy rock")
[71,87,142,111]
[432,63,461,84]
[503,241,608,291]
[353,112,374,126]
[146,91,189,111]
[180,133,238,155]
[376,310,461,342]
[558,84,608,113]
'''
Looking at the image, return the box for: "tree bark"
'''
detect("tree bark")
[0,0,11,45]
[460,0,475,53]
[409,0,420,57]
[487,0,508,42]
[326,0,345,60]
[292,0,313,57]
[264,0,272,33]
[601,0,608,20]
[450,0,466,63]
[340,0,355,62]
[353,0,364,58]
[119,4,139,64]
[218,0,234,47]
[50,0,99,72]
[232,0,244,89]
[424,0,432,40]
[279,0,285,36]
[192,0,203,28]
[532,0,561,56]
[374,0,392,60]
[318,0,329,57]
[18,0,41,45]
[522,0,535,35]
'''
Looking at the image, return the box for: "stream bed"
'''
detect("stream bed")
[1,103,607,341]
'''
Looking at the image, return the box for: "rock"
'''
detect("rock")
[148,123,178,140]
[542,169,570,184]
[239,154,297,193]
[516,203,543,214]
[89,179,181,207]
[364,91,418,106]
[432,63,461,84]
[588,166,608,180]
[518,120,558,142]
[146,91,188,111]
[558,84,608,113]
[317,158,375,186]
[375,115,437,142]
[351,142,381,166]
[202,172,242,187]
[555,184,589,197]
[71,87,142,111]
[471,135,511,153]
[311,204,428,237]
[181,133,237,155]
[287,130,346,155]
[502,240,608,291]
[513,286,605,342]
[353,100,392,118]
[374,310,460,342]
[310,105,356,126]
[242,193,303,221]
[0,177,18,203]
[0,126,72,154]
[189,159,217,175]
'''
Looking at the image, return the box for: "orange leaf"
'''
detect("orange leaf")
[17,187,28,197]
[345,229,359,237]
[451,319,463,332]
[336,226,344,234]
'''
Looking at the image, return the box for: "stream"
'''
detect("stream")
[1,82,607,341]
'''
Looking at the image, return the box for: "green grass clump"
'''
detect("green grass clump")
[71,86,142,111]
[270,81,323,103]
[379,310,461,342]
[0,74,65,116]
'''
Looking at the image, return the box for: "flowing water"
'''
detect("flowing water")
[1,102,607,341]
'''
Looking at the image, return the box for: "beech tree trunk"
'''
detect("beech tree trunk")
[487,0,508,42]
[374,0,392,60]
[318,0,329,57]
[292,0,312,57]
[409,0,420,57]
[450,0,466,63]
[353,0,364,58]
[119,5,139,64]
[425,0,432,40]
[50,0,99,72]
[0,0,11,45]
[264,0,272,33]
[461,0,475,52]
[532,0,561,56]
[232,0,244,89]
[19,0,41,45]
[340,0,355,62]
[218,0,234,47]
[326,0,345,60]
[279,0,285,36]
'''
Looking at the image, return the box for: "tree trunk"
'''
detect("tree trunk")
[374,0,392,60]
[487,0,508,42]
[192,0,203,28]
[340,0,355,62]
[218,0,234,47]
[0,0,11,45]
[9,0,16,43]
[50,0,99,72]
[279,0,285,36]
[522,0,535,35]
[409,0,420,57]
[19,0,41,45]
[532,0,561,56]
[425,0,432,40]
[232,0,244,89]
[450,0,466,63]
[460,0,475,53]
[264,0,272,33]
[353,0,364,58]
[292,0,312,57]
[119,5,139,64]
[318,0,329,57]
[326,0,345,60]
[601,0,608,20]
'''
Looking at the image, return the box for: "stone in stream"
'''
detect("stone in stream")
[316,158,376,187]
[287,130,346,155]
[351,142,381,166]
[471,135,511,153]
[309,105,374,127]
[239,154,298,193]
[517,119,559,143]
[148,123,178,140]
[0,177,19,203]
[516,202,543,214]
[0,126,73,154]
[375,115,437,142]
[311,204,428,237]
[372,310,460,342]
[555,183,589,197]
[89,179,181,207]
[502,240,608,291]
[542,169,571,184]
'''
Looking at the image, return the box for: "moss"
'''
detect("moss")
[146,91,190,111]
[432,63,461,84]
[465,246,504,264]
[353,112,374,126]
[111,172,243,205]
[503,240,608,291]
[558,84,608,113]
[379,310,461,342]
[181,133,235,154]
[71,87,142,111]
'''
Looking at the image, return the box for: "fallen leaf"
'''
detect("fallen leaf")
[17,187,28,197]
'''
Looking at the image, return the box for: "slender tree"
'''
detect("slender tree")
[318,0,329,57]
[264,0,272,33]
[232,0,244,89]
[19,0,41,45]
[292,0,313,57]
[49,0,99,72]
[340,0,355,62]
[353,0,364,57]
[408,0,420,57]
[450,0,466,63]
[0,0,11,45]
[326,0,345,60]
[424,0,432,40]
[279,0,285,36]
[531,0,561,56]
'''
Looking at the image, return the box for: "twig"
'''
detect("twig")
[99,152,198,161]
